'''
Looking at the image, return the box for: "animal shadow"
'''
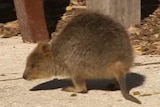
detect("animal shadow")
[30,73,145,92]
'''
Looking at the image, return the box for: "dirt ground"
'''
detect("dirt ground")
[0,36,160,107]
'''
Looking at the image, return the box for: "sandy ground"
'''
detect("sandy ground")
[0,36,160,107]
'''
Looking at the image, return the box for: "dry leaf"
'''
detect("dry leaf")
[66,6,73,11]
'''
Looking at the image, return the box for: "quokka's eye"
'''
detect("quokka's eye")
[31,64,36,68]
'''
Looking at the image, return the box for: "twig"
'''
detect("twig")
[134,62,160,66]
[0,77,23,81]
[72,6,87,9]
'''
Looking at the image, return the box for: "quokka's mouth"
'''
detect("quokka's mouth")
[23,74,37,81]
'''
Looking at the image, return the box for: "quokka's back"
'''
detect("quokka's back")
[51,11,134,74]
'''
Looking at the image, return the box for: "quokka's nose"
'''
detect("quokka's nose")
[23,74,27,80]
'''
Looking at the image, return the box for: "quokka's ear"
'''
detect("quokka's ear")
[37,42,51,54]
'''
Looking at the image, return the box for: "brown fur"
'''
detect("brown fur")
[23,11,141,104]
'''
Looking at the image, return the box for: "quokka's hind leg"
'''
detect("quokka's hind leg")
[107,79,120,90]
[62,76,87,93]
[113,61,141,104]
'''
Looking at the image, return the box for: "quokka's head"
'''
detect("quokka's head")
[23,42,54,80]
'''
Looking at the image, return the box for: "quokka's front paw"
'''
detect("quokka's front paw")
[62,86,88,93]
